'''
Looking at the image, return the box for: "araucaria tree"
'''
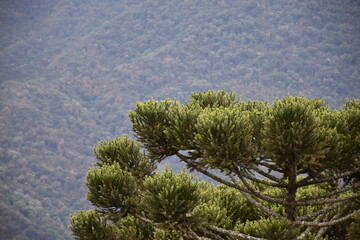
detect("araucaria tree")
[70,90,360,240]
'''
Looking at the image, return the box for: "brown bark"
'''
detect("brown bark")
[285,187,297,221]
[285,155,298,222]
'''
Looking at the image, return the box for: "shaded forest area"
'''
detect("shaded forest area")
[0,0,359,239]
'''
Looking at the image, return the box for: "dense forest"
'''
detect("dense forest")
[0,0,359,239]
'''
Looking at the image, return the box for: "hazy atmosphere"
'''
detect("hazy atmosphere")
[1,0,359,239]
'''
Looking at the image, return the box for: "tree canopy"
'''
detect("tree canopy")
[72,90,360,239]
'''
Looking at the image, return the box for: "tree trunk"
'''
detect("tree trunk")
[285,157,298,221]
[285,187,297,221]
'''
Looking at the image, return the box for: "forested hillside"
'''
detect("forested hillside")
[0,0,359,239]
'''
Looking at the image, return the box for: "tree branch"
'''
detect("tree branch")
[234,169,288,205]
[296,191,360,206]
[249,164,285,184]
[241,170,287,188]
[255,159,284,173]
[209,225,266,240]
[314,202,352,240]
[294,209,360,227]
[229,174,282,219]
[297,184,359,202]
[178,154,284,216]
[134,210,266,240]
[187,227,211,240]
[176,153,251,193]
[296,168,360,188]
[135,213,212,240]
[198,227,226,240]
[298,200,351,221]
[297,214,323,239]
[133,213,162,228]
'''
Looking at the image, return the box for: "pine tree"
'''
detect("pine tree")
[70,90,360,239]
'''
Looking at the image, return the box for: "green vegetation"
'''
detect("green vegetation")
[1,0,359,238]
[70,90,360,239]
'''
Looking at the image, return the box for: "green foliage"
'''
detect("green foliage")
[194,184,260,228]
[117,215,153,240]
[85,163,136,217]
[235,217,300,240]
[141,169,200,229]
[94,135,155,179]
[262,97,328,167]
[195,107,255,171]
[188,90,238,109]
[346,213,360,240]
[214,185,259,224]
[129,99,178,160]
[69,210,120,240]
[193,201,232,228]
[241,100,269,147]
[342,99,360,158]
[164,103,201,150]
[153,228,178,240]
